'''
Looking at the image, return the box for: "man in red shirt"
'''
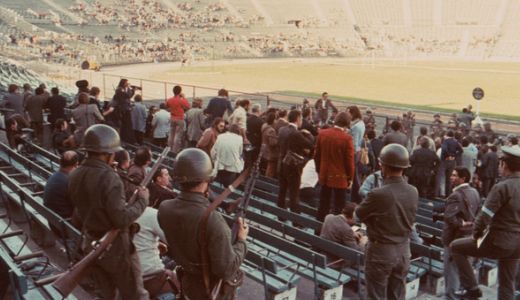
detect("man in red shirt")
[166,85,190,153]
[315,112,355,222]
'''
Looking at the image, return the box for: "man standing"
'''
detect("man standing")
[131,95,147,145]
[151,104,170,147]
[461,137,478,180]
[246,103,264,162]
[211,124,244,187]
[430,113,444,139]
[46,87,67,128]
[355,144,418,300]
[314,92,337,126]
[437,131,463,197]
[451,146,520,300]
[383,120,408,147]
[158,148,248,299]
[480,145,499,197]
[69,124,149,299]
[315,112,355,222]
[402,111,416,149]
[277,110,314,218]
[438,167,481,299]
[409,137,440,197]
[43,151,79,221]
[25,86,48,144]
[205,88,233,124]
[166,85,190,153]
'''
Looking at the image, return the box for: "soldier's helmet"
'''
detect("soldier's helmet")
[80,124,123,153]
[379,143,410,169]
[502,145,520,161]
[172,148,213,183]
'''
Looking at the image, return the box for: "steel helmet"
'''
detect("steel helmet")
[172,148,213,183]
[80,124,123,153]
[379,143,410,169]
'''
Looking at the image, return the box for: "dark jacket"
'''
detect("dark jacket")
[148,182,177,209]
[409,147,440,178]
[441,137,463,160]
[441,184,481,245]
[302,118,318,136]
[1,92,24,118]
[43,170,73,218]
[246,114,264,149]
[157,192,247,300]
[382,130,408,147]
[356,176,418,244]
[481,151,499,179]
[47,94,68,125]
[205,97,232,123]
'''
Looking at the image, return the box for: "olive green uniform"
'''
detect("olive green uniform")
[158,191,247,300]
[451,172,520,300]
[355,176,418,300]
[69,158,148,300]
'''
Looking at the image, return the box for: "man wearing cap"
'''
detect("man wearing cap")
[355,143,418,299]
[158,148,248,299]
[450,145,520,300]
[69,124,149,299]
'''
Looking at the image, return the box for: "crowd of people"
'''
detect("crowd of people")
[2,77,520,299]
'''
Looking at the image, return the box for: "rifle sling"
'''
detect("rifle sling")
[198,168,251,296]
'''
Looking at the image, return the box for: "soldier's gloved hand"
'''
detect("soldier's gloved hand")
[138,186,149,206]
[237,217,249,242]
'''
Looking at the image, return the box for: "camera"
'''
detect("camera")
[130,85,142,91]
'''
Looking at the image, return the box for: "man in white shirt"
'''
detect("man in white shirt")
[152,104,170,147]
[211,123,244,187]
[461,137,478,180]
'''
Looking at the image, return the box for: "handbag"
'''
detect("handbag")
[282,150,305,167]
[359,140,370,166]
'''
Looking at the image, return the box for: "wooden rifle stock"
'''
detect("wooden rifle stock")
[52,147,171,297]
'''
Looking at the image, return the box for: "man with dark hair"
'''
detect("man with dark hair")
[126,146,152,199]
[72,93,104,144]
[435,130,462,197]
[70,125,149,299]
[367,130,384,169]
[151,104,170,147]
[314,92,337,126]
[414,126,435,151]
[43,151,79,220]
[148,168,176,208]
[277,110,314,220]
[481,145,499,197]
[205,88,233,125]
[166,85,190,154]
[461,137,478,180]
[197,117,225,156]
[301,107,318,136]
[24,86,48,144]
[431,113,444,138]
[315,112,355,222]
[355,144,418,300]
[273,109,288,133]
[382,120,407,147]
[261,112,279,178]
[320,202,367,257]
[451,146,520,299]
[435,167,481,299]
[409,137,440,197]
[158,148,248,299]
[47,87,67,128]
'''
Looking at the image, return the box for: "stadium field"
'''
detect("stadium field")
[105,58,520,120]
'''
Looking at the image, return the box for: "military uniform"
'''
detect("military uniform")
[158,148,247,300]
[451,171,520,300]
[70,124,149,300]
[355,144,418,300]
[158,192,247,300]
[70,159,148,299]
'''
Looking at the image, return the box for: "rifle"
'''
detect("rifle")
[230,149,262,243]
[50,146,171,297]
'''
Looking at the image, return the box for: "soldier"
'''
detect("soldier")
[158,148,248,299]
[431,113,444,138]
[355,144,418,300]
[69,124,149,299]
[363,109,376,132]
[451,145,520,300]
